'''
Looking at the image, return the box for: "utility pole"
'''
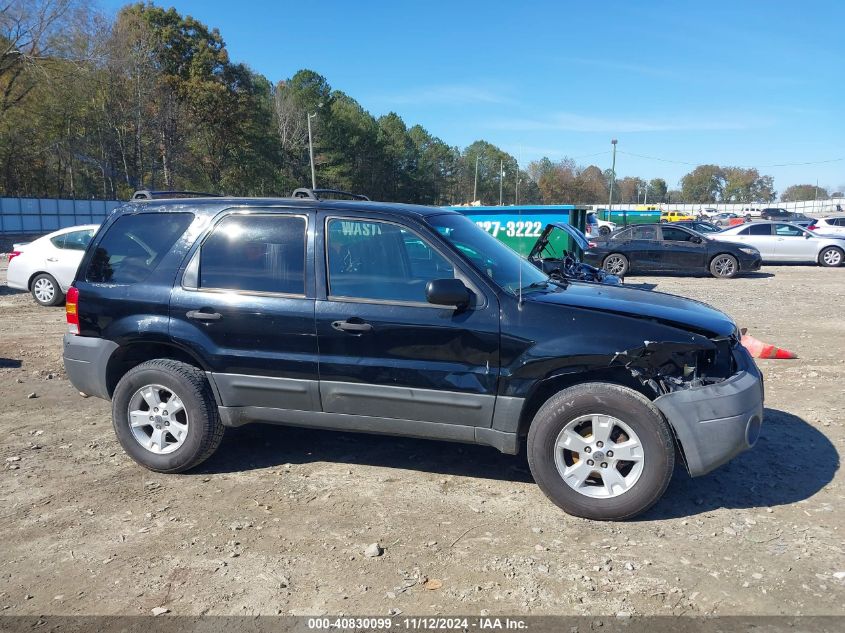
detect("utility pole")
[473,155,480,202]
[307,111,318,190]
[644,180,648,205]
[499,159,504,206]
[515,172,520,205]
[607,139,621,226]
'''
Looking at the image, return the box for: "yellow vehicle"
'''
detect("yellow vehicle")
[660,210,695,223]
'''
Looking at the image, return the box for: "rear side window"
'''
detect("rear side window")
[199,214,306,295]
[54,229,95,251]
[739,224,771,236]
[632,225,658,240]
[86,213,193,284]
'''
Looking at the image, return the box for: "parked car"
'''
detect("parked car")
[807,216,845,235]
[760,208,793,221]
[709,212,744,227]
[6,224,99,306]
[674,220,723,234]
[584,223,761,278]
[61,190,764,521]
[586,212,616,236]
[791,217,816,230]
[718,221,845,266]
[659,210,695,223]
[527,222,621,285]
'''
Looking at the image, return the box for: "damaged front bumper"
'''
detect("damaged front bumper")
[653,345,764,477]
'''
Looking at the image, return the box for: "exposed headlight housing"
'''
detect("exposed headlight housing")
[739,247,760,256]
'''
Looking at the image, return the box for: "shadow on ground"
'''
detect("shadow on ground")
[199,423,533,483]
[0,284,25,296]
[641,407,839,520]
[199,407,836,518]
[624,271,775,281]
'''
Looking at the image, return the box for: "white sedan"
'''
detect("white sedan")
[586,213,616,236]
[6,224,98,306]
[717,221,845,267]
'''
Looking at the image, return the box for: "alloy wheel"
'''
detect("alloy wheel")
[604,255,626,275]
[127,384,190,454]
[823,249,842,266]
[712,255,736,277]
[553,413,645,499]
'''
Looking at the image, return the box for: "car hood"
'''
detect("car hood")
[527,282,736,338]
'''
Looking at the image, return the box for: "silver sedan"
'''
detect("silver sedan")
[718,221,845,267]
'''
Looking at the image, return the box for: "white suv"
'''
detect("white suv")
[810,216,845,236]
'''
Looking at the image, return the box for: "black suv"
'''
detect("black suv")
[62,192,764,520]
[760,208,793,221]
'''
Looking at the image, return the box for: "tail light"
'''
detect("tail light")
[7,250,22,263]
[588,241,598,248]
[66,287,79,335]
[808,224,817,231]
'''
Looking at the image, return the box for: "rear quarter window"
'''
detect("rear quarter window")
[85,213,193,284]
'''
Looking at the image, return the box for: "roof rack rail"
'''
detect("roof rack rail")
[291,188,370,201]
[132,190,222,200]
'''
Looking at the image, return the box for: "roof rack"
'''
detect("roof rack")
[291,188,370,201]
[132,190,222,200]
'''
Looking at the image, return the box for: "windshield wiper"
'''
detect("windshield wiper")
[516,280,553,293]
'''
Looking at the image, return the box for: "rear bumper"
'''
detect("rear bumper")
[62,334,117,400]
[654,346,764,477]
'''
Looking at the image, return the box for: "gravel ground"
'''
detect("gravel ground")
[0,262,843,617]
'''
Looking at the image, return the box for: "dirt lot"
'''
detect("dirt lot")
[0,262,843,617]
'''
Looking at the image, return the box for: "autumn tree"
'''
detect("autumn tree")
[781,184,829,201]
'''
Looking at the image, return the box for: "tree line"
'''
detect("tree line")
[0,1,838,205]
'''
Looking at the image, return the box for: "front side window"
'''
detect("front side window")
[199,214,306,295]
[774,223,805,237]
[86,213,192,284]
[327,218,455,303]
[661,226,694,242]
[427,213,547,296]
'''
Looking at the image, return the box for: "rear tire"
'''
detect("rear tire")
[30,273,64,307]
[710,253,738,278]
[819,246,844,267]
[527,383,674,520]
[602,253,629,276]
[599,226,611,236]
[111,359,224,473]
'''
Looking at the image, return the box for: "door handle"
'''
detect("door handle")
[332,319,373,333]
[186,310,222,321]
[46,257,58,262]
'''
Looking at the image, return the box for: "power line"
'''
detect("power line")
[618,150,845,169]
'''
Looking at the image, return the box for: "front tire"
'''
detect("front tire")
[710,253,738,278]
[602,253,629,276]
[31,273,64,306]
[111,359,224,473]
[527,383,674,520]
[819,246,844,267]
[599,225,611,236]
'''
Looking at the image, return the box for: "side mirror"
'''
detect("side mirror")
[691,235,702,244]
[426,278,471,309]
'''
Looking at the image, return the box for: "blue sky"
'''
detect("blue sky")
[100,0,845,194]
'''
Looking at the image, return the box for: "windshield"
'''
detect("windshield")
[427,213,549,295]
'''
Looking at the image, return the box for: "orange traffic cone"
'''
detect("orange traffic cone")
[741,332,797,359]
